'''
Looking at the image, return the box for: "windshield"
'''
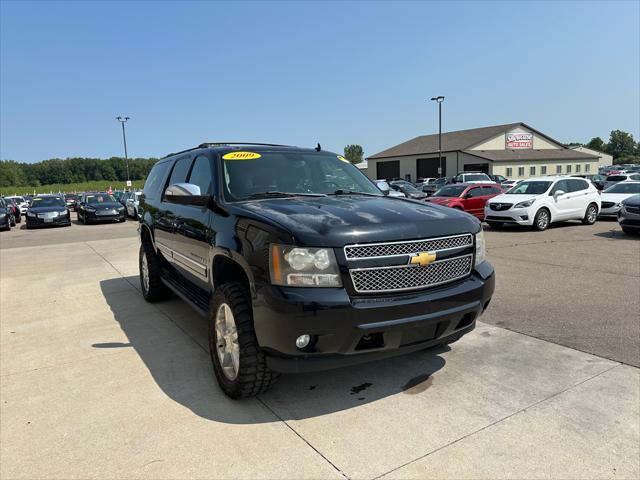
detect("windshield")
[395,183,420,193]
[434,185,467,197]
[86,194,116,204]
[606,175,627,182]
[507,181,552,195]
[463,174,491,182]
[605,183,640,194]
[222,151,381,200]
[31,197,65,208]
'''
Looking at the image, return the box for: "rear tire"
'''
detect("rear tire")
[209,282,279,399]
[582,203,598,225]
[533,208,550,231]
[487,221,504,229]
[139,242,170,302]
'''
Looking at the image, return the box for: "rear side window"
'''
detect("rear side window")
[188,155,214,195]
[482,186,500,195]
[567,179,588,192]
[143,161,171,199]
[631,174,640,181]
[167,156,193,187]
[466,187,482,198]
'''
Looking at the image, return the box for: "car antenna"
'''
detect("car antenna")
[315,143,321,152]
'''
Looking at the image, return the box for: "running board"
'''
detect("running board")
[161,272,210,318]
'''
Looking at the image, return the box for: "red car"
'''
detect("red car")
[426,183,503,220]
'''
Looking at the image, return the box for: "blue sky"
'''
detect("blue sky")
[1,0,638,162]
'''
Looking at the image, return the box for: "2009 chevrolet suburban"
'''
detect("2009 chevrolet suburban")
[138,143,495,398]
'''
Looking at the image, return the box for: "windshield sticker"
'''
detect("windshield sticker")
[337,155,349,163]
[222,152,262,160]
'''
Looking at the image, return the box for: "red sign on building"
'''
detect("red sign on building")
[505,132,533,149]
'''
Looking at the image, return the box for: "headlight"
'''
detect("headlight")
[59,210,68,216]
[27,211,36,217]
[475,230,486,267]
[514,199,535,208]
[270,245,342,287]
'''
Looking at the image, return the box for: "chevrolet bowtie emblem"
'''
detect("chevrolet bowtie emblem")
[409,251,437,267]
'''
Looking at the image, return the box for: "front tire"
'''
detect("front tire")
[209,282,279,399]
[139,242,170,302]
[582,203,598,225]
[533,208,550,231]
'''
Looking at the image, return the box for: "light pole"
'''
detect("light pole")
[430,96,445,177]
[116,116,130,186]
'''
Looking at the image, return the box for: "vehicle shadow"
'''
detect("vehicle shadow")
[482,220,582,232]
[98,276,448,423]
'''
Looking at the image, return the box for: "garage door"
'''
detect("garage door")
[464,163,489,174]
[417,157,446,178]
[376,161,400,180]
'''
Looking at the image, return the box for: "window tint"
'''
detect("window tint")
[466,187,481,198]
[482,186,500,195]
[551,180,569,194]
[188,155,214,195]
[567,179,588,192]
[167,156,193,188]
[143,161,171,199]
[631,174,640,180]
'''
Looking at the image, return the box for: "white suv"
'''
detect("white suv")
[454,172,496,184]
[484,176,600,231]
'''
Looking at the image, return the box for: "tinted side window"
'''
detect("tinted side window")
[167,156,193,188]
[551,180,569,194]
[188,155,214,195]
[466,187,481,198]
[143,161,171,199]
[481,186,500,195]
[568,179,588,192]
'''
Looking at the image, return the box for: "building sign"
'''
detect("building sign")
[505,132,533,149]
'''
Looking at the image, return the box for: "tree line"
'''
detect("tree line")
[0,157,158,188]
[569,129,640,164]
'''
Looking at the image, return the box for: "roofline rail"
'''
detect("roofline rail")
[163,142,297,159]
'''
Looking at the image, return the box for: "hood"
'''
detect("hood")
[231,195,480,247]
[623,194,640,206]
[427,196,457,205]
[602,193,637,203]
[487,193,538,204]
[29,206,67,213]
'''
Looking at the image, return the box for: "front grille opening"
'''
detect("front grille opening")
[355,333,385,351]
[455,313,476,330]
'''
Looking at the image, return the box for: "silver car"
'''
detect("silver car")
[125,191,142,218]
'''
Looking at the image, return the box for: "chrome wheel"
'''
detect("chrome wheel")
[141,252,150,293]
[215,303,240,380]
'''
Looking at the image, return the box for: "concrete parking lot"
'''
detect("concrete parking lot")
[1,215,639,479]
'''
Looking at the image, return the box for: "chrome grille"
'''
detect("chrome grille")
[344,234,472,259]
[37,212,58,219]
[350,255,473,293]
[489,203,512,211]
[626,206,640,214]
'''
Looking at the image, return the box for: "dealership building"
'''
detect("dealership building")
[366,122,601,181]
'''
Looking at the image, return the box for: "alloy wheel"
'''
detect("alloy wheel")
[537,211,549,229]
[141,253,150,294]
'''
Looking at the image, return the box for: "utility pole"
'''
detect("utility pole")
[116,116,130,187]
[429,96,445,177]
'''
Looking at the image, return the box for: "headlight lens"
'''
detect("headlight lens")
[475,230,486,267]
[270,245,342,287]
[514,199,535,208]
[27,211,36,217]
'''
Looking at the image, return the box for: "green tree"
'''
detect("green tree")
[585,137,606,152]
[343,144,364,164]
[607,130,636,159]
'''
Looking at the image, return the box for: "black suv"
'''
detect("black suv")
[138,143,495,398]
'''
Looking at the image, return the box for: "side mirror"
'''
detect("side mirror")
[376,182,391,196]
[164,183,210,206]
[553,190,566,200]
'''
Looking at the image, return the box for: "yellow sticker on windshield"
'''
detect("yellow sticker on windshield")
[337,155,349,163]
[222,152,262,160]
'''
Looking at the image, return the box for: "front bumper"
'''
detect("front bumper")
[484,206,532,225]
[26,215,71,227]
[618,208,640,230]
[85,210,126,222]
[254,261,495,373]
[599,205,621,217]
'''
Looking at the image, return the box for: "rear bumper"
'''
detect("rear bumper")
[254,261,495,373]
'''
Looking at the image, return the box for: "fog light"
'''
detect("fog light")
[296,335,311,349]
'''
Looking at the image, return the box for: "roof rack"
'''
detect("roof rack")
[198,142,293,148]
[163,142,296,159]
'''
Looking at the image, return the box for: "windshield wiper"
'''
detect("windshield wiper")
[329,189,381,197]
[246,191,327,199]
